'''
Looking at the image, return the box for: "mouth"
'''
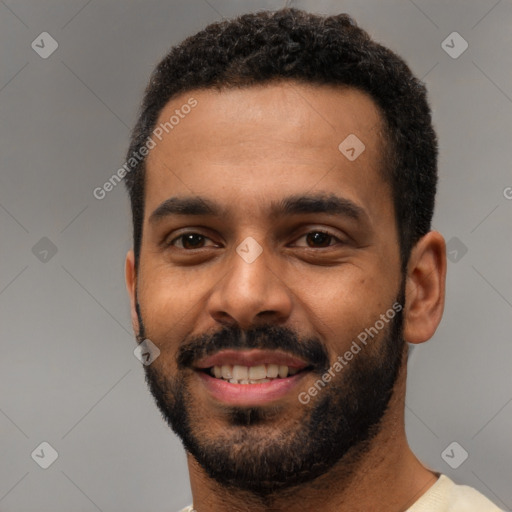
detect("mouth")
[201,362,307,384]
[194,349,313,405]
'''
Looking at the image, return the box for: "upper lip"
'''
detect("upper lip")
[194,349,310,370]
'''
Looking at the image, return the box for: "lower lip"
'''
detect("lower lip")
[197,371,309,406]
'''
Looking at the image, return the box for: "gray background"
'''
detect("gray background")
[1,0,511,511]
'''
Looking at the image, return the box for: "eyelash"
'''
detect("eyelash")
[166,229,343,250]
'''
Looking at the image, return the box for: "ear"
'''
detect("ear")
[125,249,140,335]
[403,231,446,344]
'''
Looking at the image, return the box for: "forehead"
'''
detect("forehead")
[144,82,392,225]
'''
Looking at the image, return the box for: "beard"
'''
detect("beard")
[138,283,406,497]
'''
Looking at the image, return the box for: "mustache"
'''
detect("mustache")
[176,323,330,371]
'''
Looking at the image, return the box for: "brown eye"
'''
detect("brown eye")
[169,233,214,250]
[306,231,333,247]
[295,230,341,248]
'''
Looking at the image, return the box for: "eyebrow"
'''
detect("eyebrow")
[148,193,367,225]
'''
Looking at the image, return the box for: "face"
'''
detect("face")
[128,82,407,494]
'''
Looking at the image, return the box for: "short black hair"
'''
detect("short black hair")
[124,7,438,271]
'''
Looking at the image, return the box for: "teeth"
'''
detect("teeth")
[221,365,233,379]
[210,363,301,383]
[232,365,249,380]
[278,365,289,378]
[266,364,279,378]
[248,365,267,380]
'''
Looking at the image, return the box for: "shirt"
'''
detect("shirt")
[176,474,504,511]
[406,474,503,511]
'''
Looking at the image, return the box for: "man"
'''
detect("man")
[123,8,503,512]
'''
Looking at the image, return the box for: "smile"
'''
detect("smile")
[194,349,313,405]
[206,363,301,384]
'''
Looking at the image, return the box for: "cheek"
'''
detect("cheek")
[137,268,194,339]
[137,263,223,349]
[143,261,204,302]
[293,268,398,351]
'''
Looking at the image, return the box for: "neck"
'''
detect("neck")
[186,353,438,512]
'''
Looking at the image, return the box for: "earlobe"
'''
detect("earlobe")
[403,231,447,344]
[125,250,140,335]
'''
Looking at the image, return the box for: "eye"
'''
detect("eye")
[167,232,217,250]
[293,230,343,248]
[166,229,343,251]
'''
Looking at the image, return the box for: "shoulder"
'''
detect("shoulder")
[407,474,504,512]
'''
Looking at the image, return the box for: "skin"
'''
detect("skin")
[125,82,447,512]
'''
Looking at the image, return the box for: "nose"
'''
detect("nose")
[207,239,293,330]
